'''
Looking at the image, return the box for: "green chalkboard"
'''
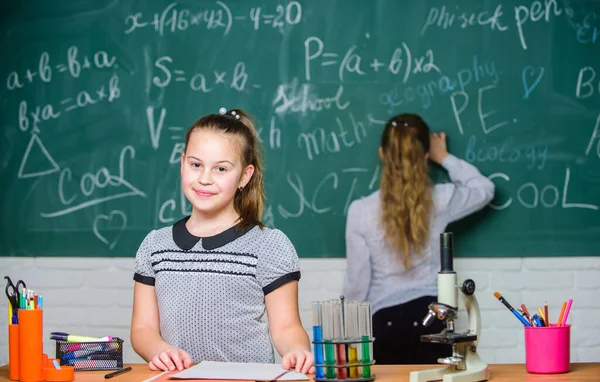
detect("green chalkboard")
[1,0,599,258]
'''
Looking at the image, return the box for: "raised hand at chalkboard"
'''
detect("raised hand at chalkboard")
[429,132,449,165]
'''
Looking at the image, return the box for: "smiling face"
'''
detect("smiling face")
[180,129,254,218]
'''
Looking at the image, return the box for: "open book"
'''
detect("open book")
[168,361,309,381]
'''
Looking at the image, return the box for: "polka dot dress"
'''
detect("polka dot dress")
[133,217,301,363]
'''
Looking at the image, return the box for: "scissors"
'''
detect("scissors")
[4,276,27,315]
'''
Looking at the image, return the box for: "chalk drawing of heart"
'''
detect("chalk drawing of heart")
[93,210,127,250]
[522,66,545,100]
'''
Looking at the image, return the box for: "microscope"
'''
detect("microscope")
[409,232,489,382]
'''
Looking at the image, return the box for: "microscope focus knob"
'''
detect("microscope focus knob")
[461,279,476,295]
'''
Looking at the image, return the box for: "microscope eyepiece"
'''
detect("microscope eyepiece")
[440,232,454,273]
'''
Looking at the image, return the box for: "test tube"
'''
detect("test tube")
[332,301,347,380]
[345,301,359,378]
[358,302,372,378]
[322,300,336,379]
[311,302,325,379]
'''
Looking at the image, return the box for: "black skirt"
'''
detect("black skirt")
[372,295,452,365]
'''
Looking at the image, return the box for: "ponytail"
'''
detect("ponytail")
[380,114,433,268]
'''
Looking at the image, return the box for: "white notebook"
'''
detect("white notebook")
[169,361,309,381]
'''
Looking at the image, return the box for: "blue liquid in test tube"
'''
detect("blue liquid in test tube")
[312,302,325,379]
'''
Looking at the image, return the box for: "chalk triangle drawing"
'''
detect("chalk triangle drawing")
[17,133,60,179]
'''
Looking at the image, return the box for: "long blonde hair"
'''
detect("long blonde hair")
[380,114,433,268]
[184,108,265,231]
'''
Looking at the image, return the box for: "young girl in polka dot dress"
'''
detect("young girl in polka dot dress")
[130,108,314,374]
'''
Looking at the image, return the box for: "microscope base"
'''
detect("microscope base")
[409,344,488,382]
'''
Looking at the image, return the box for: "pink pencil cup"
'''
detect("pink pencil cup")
[524,324,570,374]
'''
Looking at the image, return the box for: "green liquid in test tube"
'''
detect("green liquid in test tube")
[322,301,336,379]
[359,302,372,378]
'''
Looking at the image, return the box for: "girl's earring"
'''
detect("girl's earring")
[238,187,243,192]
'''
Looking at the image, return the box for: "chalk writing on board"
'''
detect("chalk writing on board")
[585,114,600,158]
[465,135,548,170]
[152,56,250,92]
[93,210,127,250]
[124,1,302,36]
[514,1,566,50]
[18,74,120,132]
[18,100,60,132]
[379,55,498,113]
[5,47,116,91]
[489,168,598,210]
[147,107,185,150]
[451,84,517,135]
[297,113,369,161]
[2,0,599,259]
[277,166,380,219]
[272,79,350,116]
[41,146,146,218]
[159,186,192,224]
[576,12,599,44]
[266,117,282,150]
[304,37,441,82]
[262,205,275,228]
[420,4,508,36]
[14,73,120,183]
[420,1,569,51]
[576,66,598,99]
[17,134,60,179]
[521,66,545,100]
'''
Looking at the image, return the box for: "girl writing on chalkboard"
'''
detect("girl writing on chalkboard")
[131,108,314,373]
[343,113,495,364]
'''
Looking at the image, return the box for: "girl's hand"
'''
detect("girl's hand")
[429,132,449,164]
[282,348,315,374]
[148,347,193,371]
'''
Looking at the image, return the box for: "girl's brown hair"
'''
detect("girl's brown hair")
[184,109,265,230]
[380,113,433,268]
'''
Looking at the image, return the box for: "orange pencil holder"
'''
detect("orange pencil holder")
[10,309,74,382]
[18,309,44,382]
[9,323,19,380]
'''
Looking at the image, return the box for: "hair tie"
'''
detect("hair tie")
[219,107,241,120]
[390,120,408,127]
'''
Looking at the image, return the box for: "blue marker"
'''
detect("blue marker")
[531,314,544,327]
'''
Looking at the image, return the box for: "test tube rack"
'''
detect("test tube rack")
[311,337,376,382]
[311,297,376,382]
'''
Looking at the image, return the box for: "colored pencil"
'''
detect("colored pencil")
[557,301,567,326]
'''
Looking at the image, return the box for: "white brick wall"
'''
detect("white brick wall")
[1,257,599,366]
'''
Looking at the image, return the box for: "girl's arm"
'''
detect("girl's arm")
[130,282,191,371]
[438,155,495,222]
[130,282,167,360]
[430,132,495,222]
[265,280,314,374]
